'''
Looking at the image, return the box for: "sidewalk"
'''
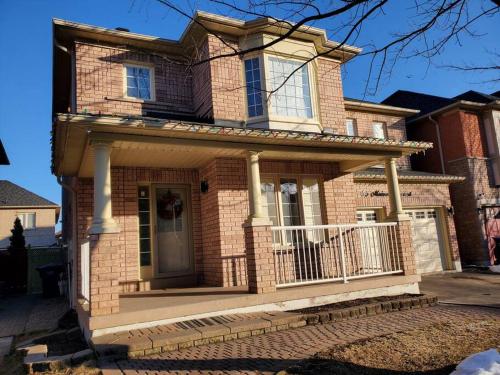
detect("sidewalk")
[0,294,68,337]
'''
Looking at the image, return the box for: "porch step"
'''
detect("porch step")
[90,294,437,359]
[91,311,306,358]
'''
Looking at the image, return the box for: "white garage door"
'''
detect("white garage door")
[406,209,446,274]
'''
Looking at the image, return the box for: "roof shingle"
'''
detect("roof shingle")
[0,180,58,207]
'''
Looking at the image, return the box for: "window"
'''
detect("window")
[372,122,386,139]
[268,57,313,118]
[244,58,264,117]
[346,119,357,136]
[260,176,323,227]
[137,186,151,266]
[17,213,36,229]
[125,65,153,100]
[427,211,437,219]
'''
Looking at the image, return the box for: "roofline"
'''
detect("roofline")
[0,205,60,209]
[344,99,420,117]
[408,99,500,123]
[353,172,465,184]
[53,11,361,62]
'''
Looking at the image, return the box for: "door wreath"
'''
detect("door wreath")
[157,190,183,220]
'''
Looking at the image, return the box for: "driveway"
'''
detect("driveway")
[420,270,500,308]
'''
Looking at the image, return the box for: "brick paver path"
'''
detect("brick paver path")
[111,305,500,375]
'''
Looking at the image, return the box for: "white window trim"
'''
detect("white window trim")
[346,118,357,136]
[261,174,325,227]
[243,53,320,127]
[372,121,387,139]
[17,212,36,230]
[122,63,156,102]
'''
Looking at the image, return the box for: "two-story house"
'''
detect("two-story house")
[384,90,500,266]
[52,12,463,338]
[0,180,59,249]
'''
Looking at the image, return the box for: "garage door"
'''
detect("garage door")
[406,209,446,274]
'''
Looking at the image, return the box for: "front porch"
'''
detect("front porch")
[53,115,430,336]
[80,274,420,336]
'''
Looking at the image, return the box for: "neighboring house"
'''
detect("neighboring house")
[383,90,500,266]
[0,180,60,249]
[52,12,462,338]
[0,140,9,165]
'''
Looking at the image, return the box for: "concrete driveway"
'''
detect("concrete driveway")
[420,270,500,308]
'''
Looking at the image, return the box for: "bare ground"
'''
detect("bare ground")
[281,319,500,375]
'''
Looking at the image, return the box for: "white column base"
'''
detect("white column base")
[386,212,411,222]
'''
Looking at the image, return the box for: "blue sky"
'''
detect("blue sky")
[0,0,498,223]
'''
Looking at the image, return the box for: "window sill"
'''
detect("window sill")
[105,96,157,105]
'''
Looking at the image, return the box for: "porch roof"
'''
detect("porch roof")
[53,113,433,177]
[354,168,466,184]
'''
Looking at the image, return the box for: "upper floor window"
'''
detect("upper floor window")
[124,64,154,101]
[346,118,357,136]
[372,122,387,139]
[244,58,264,117]
[17,212,36,229]
[268,57,313,119]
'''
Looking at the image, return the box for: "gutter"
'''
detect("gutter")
[428,115,446,174]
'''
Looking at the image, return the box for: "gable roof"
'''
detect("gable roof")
[382,90,453,118]
[0,180,58,207]
[382,89,500,123]
[452,90,499,103]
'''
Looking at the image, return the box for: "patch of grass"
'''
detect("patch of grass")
[282,319,500,375]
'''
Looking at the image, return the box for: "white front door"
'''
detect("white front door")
[154,186,193,277]
[406,209,445,274]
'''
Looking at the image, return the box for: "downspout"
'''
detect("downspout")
[428,115,446,174]
[57,176,78,308]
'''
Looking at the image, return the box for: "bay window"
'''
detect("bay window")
[268,57,313,118]
[244,58,264,117]
[244,55,315,121]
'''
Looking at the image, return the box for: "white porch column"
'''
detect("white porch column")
[89,140,119,234]
[385,158,408,221]
[246,150,271,225]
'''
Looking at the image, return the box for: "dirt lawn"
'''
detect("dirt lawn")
[282,319,500,375]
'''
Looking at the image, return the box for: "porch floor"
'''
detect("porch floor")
[84,274,420,336]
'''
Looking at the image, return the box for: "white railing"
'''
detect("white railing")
[271,222,402,287]
[81,241,90,302]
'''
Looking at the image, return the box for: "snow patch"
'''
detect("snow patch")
[451,349,500,375]
[489,265,500,273]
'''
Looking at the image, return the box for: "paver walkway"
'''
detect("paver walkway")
[107,305,500,374]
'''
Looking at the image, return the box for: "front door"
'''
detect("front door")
[154,185,193,277]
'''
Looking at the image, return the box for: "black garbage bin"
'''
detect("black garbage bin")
[36,263,64,298]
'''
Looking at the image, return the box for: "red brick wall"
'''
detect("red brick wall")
[75,42,193,116]
[317,58,346,132]
[345,110,411,169]
[406,118,443,174]
[206,35,246,123]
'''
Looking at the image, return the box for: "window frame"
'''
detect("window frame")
[243,53,320,127]
[345,118,358,136]
[123,63,156,102]
[17,212,36,230]
[372,121,387,139]
[260,174,325,228]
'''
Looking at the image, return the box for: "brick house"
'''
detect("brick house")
[52,12,462,338]
[383,90,500,266]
